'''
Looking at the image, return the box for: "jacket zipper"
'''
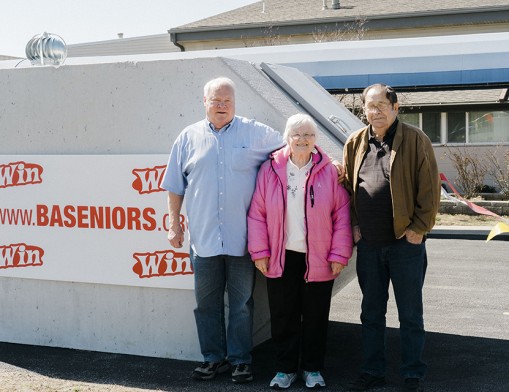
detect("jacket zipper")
[303,166,315,282]
[271,161,286,273]
[303,150,322,282]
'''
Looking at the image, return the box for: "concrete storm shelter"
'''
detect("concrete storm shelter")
[0,54,362,360]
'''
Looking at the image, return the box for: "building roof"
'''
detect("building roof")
[399,89,509,106]
[174,0,509,31]
[67,34,179,58]
[0,55,21,61]
[336,88,509,109]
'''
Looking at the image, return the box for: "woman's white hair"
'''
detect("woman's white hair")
[283,113,318,144]
[203,77,236,98]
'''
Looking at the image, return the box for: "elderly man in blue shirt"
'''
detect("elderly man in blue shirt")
[161,77,284,384]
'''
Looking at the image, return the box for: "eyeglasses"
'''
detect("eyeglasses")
[207,99,233,107]
[364,102,392,113]
[290,133,316,140]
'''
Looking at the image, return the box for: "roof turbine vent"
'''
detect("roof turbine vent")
[331,0,340,9]
[25,32,67,66]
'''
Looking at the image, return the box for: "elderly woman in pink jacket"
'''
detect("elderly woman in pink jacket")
[248,113,353,389]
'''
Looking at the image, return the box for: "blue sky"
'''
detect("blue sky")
[1,0,256,57]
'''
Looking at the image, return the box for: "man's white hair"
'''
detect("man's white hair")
[203,77,236,98]
[283,113,318,144]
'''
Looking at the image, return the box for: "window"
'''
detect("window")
[399,113,419,128]
[398,110,509,144]
[422,112,441,143]
[447,112,466,143]
[469,111,509,143]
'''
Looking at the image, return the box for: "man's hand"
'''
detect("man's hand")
[167,192,185,248]
[353,225,362,244]
[254,257,269,275]
[331,262,345,276]
[168,225,184,248]
[332,160,346,184]
[405,228,423,244]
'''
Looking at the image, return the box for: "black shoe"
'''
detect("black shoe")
[192,360,231,380]
[232,363,254,383]
[348,373,386,391]
[404,378,423,392]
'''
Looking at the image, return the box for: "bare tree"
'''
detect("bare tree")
[334,93,366,123]
[312,18,367,43]
[241,25,290,47]
[242,17,366,48]
[446,147,488,199]
[486,147,509,198]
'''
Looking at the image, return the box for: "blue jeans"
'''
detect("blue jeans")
[356,238,428,379]
[190,250,255,365]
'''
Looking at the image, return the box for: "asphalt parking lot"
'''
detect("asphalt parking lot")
[0,237,508,391]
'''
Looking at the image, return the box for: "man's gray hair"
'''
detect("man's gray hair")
[203,77,236,98]
[283,113,318,144]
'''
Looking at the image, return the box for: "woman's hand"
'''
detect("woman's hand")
[331,262,345,276]
[332,160,346,183]
[254,257,269,275]
[353,225,362,244]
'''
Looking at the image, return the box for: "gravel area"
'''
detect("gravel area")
[435,212,508,226]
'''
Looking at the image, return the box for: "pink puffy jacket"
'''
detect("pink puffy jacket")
[248,145,353,282]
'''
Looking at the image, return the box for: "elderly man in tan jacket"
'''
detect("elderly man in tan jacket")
[343,83,440,392]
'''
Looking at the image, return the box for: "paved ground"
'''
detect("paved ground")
[0,236,508,391]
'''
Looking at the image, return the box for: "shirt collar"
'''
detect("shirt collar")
[369,118,398,142]
[206,116,235,133]
[288,153,314,171]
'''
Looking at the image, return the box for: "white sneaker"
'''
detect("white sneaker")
[302,371,326,388]
[270,372,297,389]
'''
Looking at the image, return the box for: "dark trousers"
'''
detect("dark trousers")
[266,250,334,373]
[356,238,428,379]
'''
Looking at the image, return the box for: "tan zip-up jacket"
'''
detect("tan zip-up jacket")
[343,120,441,238]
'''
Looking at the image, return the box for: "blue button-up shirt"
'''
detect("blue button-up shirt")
[162,115,284,257]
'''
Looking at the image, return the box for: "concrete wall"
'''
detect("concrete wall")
[0,57,308,360]
[439,200,509,215]
[0,57,298,155]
